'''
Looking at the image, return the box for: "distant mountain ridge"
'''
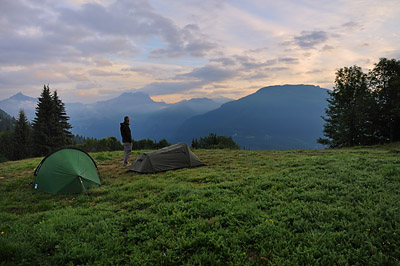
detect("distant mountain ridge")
[0,93,37,120]
[0,85,329,149]
[139,97,225,141]
[176,85,328,149]
[0,91,232,141]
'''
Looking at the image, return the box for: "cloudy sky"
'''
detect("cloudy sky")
[1,0,399,103]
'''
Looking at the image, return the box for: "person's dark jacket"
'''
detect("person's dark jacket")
[120,122,132,143]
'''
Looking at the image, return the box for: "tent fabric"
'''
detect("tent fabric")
[129,142,205,173]
[34,147,101,194]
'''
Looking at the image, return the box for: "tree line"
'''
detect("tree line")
[0,85,73,162]
[191,133,240,149]
[75,136,171,153]
[319,58,400,147]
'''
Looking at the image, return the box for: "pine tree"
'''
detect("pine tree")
[32,85,55,156]
[0,131,13,162]
[52,90,73,147]
[32,85,73,156]
[319,66,377,147]
[12,109,32,160]
[191,138,196,148]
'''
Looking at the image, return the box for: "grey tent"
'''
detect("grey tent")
[129,142,205,173]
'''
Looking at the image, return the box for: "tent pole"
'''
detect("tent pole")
[78,176,86,193]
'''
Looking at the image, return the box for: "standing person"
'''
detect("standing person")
[120,116,132,166]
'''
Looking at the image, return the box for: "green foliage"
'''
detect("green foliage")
[369,58,400,142]
[132,138,171,150]
[76,137,123,152]
[0,131,13,162]
[76,137,171,153]
[1,86,74,162]
[52,91,73,147]
[0,109,16,161]
[2,145,399,265]
[0,110,33,162]
[32,85,73,157]
[0,108,15,132]
[320,58,400,147]
[12,110,32,160]
[32,85,55,156]
[192,133,240,149]
[72,134,87,145]
[320,66,378,147]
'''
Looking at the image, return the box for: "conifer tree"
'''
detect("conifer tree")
[32,85,73,156]
[52,90,73,147]
[32,85,55,156]
[12,109,32,160]
[191,138,196,148]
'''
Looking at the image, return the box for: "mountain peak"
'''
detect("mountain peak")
[115,91,156,104]
[7,92,36,102]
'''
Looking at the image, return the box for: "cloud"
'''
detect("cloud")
[247,47,269,54]
[94,58,113,67]
[0,0,217,68]
[322,45,335,51]
[74,37,139,57]
[59,1,217,58]
[88,69,124,77]
[278,57,299,64]
[76,82,102,91]
[0,67,69,87]
[67,73,89,82]
[232,56,278,70]
[1,0,399,103]
[140,64,237,95]
[210,57,237,66]
[293,30,329,49]
[342,21,362,30]
[149,24,218,58]
[177,65,236,82]
[0,0,43,29]
[141,80,204,95]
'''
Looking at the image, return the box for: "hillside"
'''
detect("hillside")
[0,108,15,131]
[142,98,226,141]
[177,84,328,149]
[1,144,399,265]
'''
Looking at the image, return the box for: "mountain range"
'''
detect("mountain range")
[177,85,328,149]
[0,85,329,149]
[0,92,37,121]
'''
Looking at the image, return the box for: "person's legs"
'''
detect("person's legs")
[123,142,132,166]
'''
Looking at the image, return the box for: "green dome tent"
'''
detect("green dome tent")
[34,148,101,194]
[129,142,205,173]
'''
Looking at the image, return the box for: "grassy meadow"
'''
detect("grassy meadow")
[1,144,400,265]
